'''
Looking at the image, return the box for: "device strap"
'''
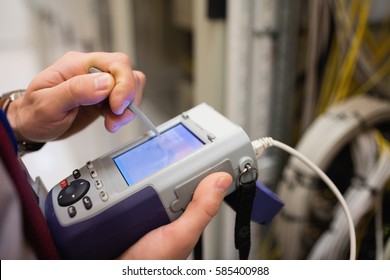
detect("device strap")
[235,177,257,259]
[225,164,258,259]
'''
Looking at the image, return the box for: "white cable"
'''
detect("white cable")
[375,190,384,260]
[252,137,357,260]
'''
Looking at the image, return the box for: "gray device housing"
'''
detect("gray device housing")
[45,103,258,258]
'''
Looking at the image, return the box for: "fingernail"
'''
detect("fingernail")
[111,122,120,133]
[215,175,232,194]
[94,73,111,91]
[119,99,131,113]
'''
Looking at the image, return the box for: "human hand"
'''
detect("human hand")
[118,172,233,260]
[7,51,145,142]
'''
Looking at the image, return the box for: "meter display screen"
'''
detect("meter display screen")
[114,124,204,185]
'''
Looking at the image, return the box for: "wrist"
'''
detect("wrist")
[1,89,25,113]
[1,90,46,155]
[2,90,26,140]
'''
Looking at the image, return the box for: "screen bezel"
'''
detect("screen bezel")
[112,122,207,186]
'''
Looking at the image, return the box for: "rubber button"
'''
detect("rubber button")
[58,179,90,207]
[95,179,103,189]
[99,190,109,202]
[60,179,68,188]
[73,169,81,179]
[82,196,93,210]
[90,169,97,178]
[86,161,94,169]
[68,206,77,218]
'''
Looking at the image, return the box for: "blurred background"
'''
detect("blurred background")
[1,0,390,260]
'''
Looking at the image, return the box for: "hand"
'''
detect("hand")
[7,51,146,142]
[118,172,233,259]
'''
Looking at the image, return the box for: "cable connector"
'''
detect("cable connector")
[251,137,274,159]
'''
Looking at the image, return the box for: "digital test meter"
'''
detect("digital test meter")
[45,103,263,259]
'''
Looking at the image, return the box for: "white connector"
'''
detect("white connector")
[251,137,274,159]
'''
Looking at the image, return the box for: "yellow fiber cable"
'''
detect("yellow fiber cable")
[363,26,378,58]
[353,55,390,95]
[373,35,390,62]
[317,0,371,114]
[333,0,371,103]
[375,130,390,155]
[317,41,340,114]
[316,0,390,120]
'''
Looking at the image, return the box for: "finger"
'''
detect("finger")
[131,71,146,105]
[103,105,136,132]
[174,172,233,242]
[103,54,137,115]
[35,51,137,115]
[107,69,146,115]
[48,72,115,112]
[119,172,233,259]
[103,70,146,132]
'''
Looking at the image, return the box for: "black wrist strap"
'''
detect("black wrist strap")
[234,179,257,260]
[194,164,258,260]
[225,164,258,260]
[195,181,256,260]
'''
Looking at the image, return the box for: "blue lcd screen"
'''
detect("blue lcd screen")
[114,124,204,186]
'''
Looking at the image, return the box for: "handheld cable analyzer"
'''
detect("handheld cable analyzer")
[45,103,283,259]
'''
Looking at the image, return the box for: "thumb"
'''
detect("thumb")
[53,72,115,111]
[119,172,233,259]
[176,172,233,236]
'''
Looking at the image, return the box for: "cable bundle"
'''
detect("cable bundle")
[308,130,390,259]
[258,0,390,260]
[271,95,390,259]
[301,0,390,131]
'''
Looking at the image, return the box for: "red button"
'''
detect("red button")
[60,179,68,188]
